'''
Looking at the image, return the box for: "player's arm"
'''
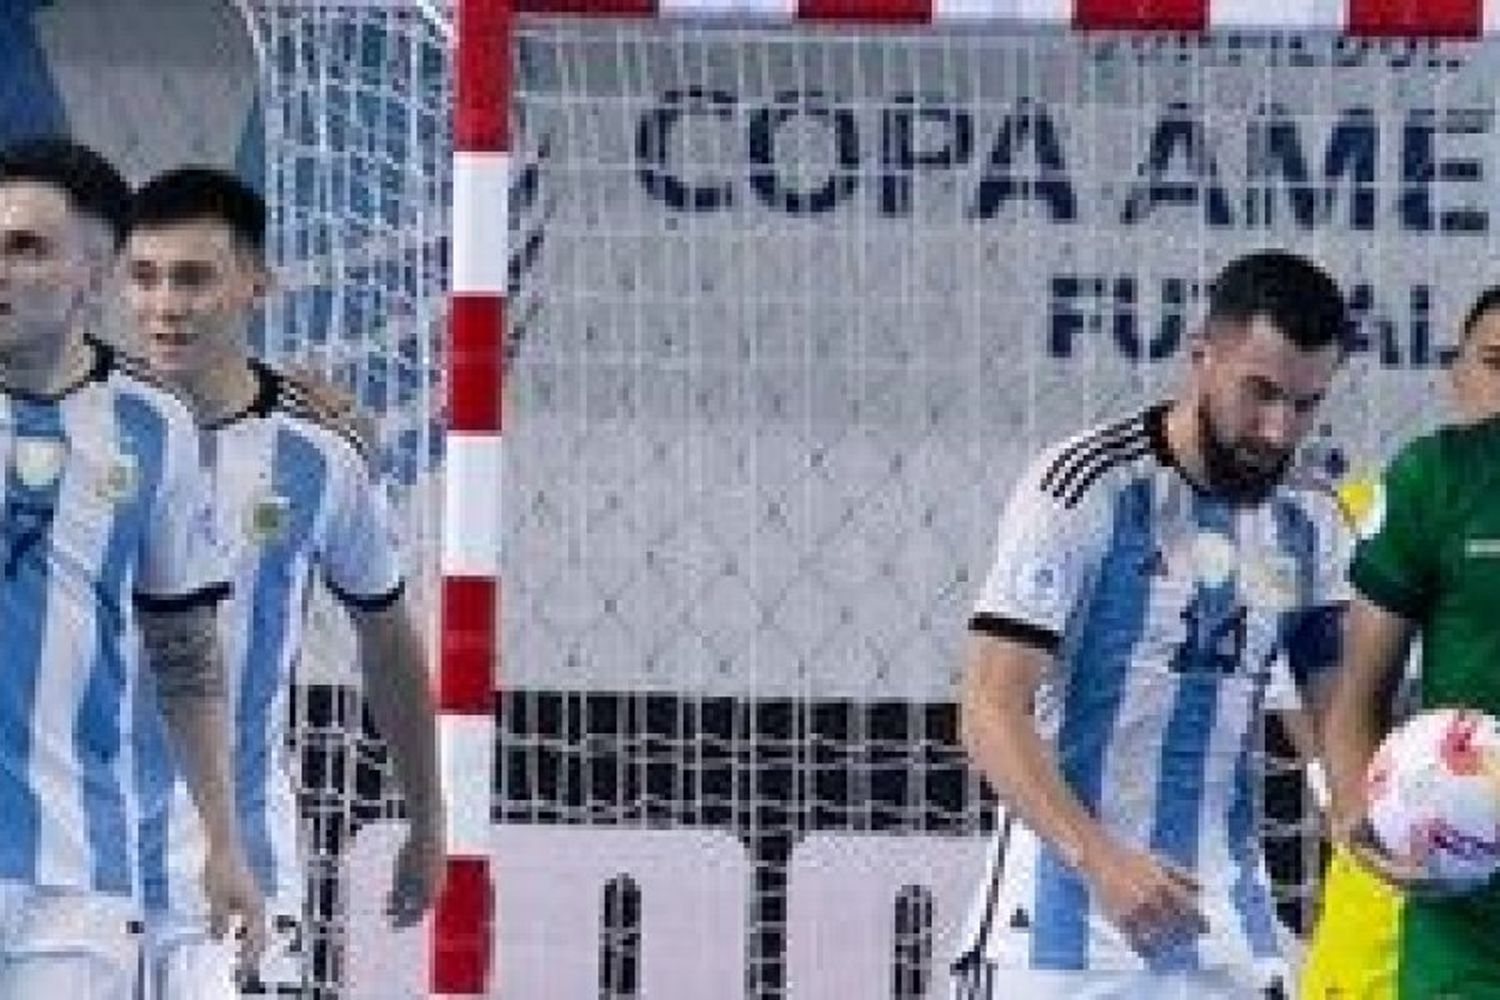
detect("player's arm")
[959,636,1093,860]
[350,596,444,926]
[1323,597,1415,839]
[1319,598,1447,894]
[1276,706,1319,765]
[137,601,266,961]
[322,436,444,927]
[960,635,1207,952]
[1321,441,1443,891]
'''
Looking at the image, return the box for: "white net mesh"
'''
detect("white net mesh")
[245,2,449,994]
[502,21,1487,998]
[226,6,1500,994]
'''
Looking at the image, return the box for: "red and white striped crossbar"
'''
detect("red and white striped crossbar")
[511,0,1499,34]
[441,0,1488,993]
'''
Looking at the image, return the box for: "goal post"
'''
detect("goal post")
[215,0,1500,995]
[440,0,505,995]
[483,1,1496,998]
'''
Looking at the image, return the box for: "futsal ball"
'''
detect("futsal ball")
[1366,708,1500,887]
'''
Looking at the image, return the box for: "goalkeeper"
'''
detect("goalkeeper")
[1316,287,1500,999]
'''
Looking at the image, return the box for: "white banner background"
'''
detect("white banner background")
[508,27,1488,700]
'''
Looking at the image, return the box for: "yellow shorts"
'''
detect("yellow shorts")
[1300,845,1401,1000]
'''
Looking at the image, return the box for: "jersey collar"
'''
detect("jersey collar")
[203,359,280,430]
[0,336,113,403]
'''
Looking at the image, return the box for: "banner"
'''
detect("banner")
[508,28,1488,699]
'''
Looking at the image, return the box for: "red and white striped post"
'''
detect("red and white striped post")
[436,0,506,995]
[435,0,1483,993]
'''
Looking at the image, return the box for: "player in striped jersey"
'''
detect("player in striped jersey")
[0,139,263,997]
[952,251,1351,998]
[122,168,443,998]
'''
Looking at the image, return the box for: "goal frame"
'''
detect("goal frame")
[455,0,1485,996]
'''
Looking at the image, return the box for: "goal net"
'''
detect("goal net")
[230,1,1495,995]
[496,13,1480,1000]
[246,1,449,994]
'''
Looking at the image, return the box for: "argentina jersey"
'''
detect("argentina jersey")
[0,339,223,897]
[137,362,403,915]
[957,403,1349,977]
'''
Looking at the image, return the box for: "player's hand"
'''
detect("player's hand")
[1078,837,1209,955]
[386,819,446,928]
[1336,814,1484,898]
[203,839,269,974]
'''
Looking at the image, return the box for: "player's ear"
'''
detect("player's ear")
[240,250,272,304]
[250,265,272,303]
[1187,329,1210,369]
[1448,350,1467,401]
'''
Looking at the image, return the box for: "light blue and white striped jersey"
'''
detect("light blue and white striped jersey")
[0,339,224,897]
[957,403,1349,978]
[138,362,403,915]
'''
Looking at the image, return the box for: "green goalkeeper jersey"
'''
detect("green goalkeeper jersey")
[1351,412,1500,998]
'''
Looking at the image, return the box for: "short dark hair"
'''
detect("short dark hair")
[0,137,130,247]
[1461,286,1500,345]
[129,166,266,257]
[1206,250,1347,352]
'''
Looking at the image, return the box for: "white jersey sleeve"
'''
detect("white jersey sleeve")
[135,405,225,603]
[971,443,1111,649]
[320,443,403,609]
[1283,488,1354,690]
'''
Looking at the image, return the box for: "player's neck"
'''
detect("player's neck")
[178,357,258,426]
[1163,400,1213,492]
[0,327,94,398]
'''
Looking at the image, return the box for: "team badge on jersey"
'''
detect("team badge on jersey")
[1014,557,1067,612]
[96,451,137,502]
[247,490,291,542]
[11,436,66,490]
